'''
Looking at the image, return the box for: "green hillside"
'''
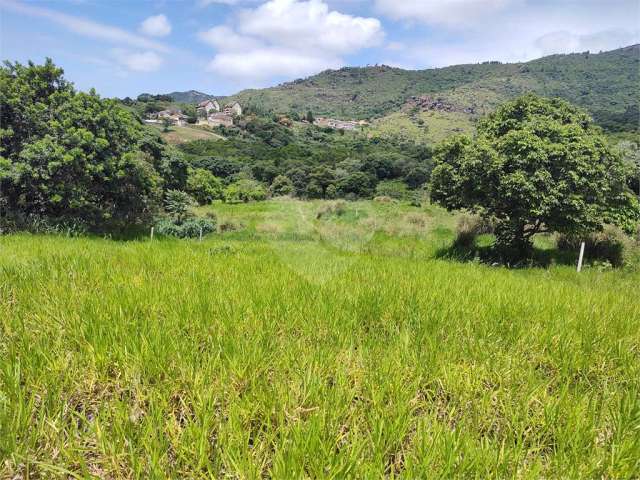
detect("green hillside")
[222,45,639,133]
[166,90,214,104]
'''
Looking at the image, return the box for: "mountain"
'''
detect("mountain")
[221,45,639,134]
[166,90,214,104]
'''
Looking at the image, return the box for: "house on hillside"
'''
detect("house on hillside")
[155,109,188,126]
[205,113,234,128]
[194,98,242,128]
[197,99,220,117]
[313,117,359,131]
[223,102,242,117]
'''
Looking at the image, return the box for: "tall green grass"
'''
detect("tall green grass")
[1,201,639,478]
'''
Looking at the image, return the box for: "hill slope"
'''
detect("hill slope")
[167,90,214,104]
[222,45,639,133]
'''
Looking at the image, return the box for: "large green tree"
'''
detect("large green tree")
[431,94,640,258]
[0,59,185,231]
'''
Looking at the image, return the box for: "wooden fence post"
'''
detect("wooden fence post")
[577,241,585,272]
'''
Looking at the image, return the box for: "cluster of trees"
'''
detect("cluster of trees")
[180,118,433,201]
[2,60,638,261]
[120,93,197,124]
[0,59,189,232]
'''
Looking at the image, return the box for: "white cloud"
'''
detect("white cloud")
[380,1,639,70]
[208,47,341,80]
[535,29,639,56]
[198,0,384,87]
[1,0,170,52]
[111,49,164,72]
[199,0,242,5]
[139,14,172,37]
[198,25,261,51]
[237,0,384,54]
[374,0,513,27]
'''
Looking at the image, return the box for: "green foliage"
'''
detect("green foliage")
[178,120,432,200]
[558,225,635,267]
[0,59,165,231]
[306,110,315,123]
[1,206,639,477]
[336,172,376,198]
[186,168,223,205]
[269,175,295,197]
[223,179,267,203]
[431,95,640,259]
[155,216,216,238]
[163,189,195,222]
[375,180,408,200]
[225,46,638,134]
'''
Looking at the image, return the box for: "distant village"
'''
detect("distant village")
[144,98,367,132]
[144,99,242,128]
[311,117,369,131]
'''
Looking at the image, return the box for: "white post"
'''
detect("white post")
[199,227,203,242]
[150,226,154,241]
[577,241,585,272]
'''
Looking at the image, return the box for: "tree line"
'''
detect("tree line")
[1,60,638,260]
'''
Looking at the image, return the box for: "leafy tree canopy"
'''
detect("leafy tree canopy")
[0,59,187,231]
[431,94,640,258]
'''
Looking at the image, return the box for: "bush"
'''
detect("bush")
[0,212,87,236]
[375,180,408,200]
[336,172,376,198]
[454,214,495,248]
[164,190,196,222]
[155,216,216,239]
[186,168,223,205]
[325,184,338,199]
[316,201,347,219]
[224,180,267,203]
[269,175,295,197]
[557,225,634,267]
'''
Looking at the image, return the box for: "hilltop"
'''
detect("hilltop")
[212,45,638,134]
[166,90,214,104]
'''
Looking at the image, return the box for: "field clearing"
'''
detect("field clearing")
[1,200,639,478]
[149,124,225,144]
[368,111,475,144]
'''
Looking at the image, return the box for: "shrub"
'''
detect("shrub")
[0,212,87,236]
[325,184,338,199]
[269,175,295,197]
[316,201,347,219]
[557,225,634,267]
[218,218,245,233]
[224,180,267,203]
[155,216,216,239]
[186,168,223,205]
[164,190,196,222]
[404,213,428,228]
[454,214,495,248]
[375,180,408,200]
[336,172,376,198]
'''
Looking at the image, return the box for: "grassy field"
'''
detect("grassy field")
[368,111,475,145]
[150,124,225,145]
[1,199,639,478]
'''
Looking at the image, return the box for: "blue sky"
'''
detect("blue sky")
[1,0,638,98]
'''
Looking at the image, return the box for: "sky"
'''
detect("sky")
[1,0,638,98]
